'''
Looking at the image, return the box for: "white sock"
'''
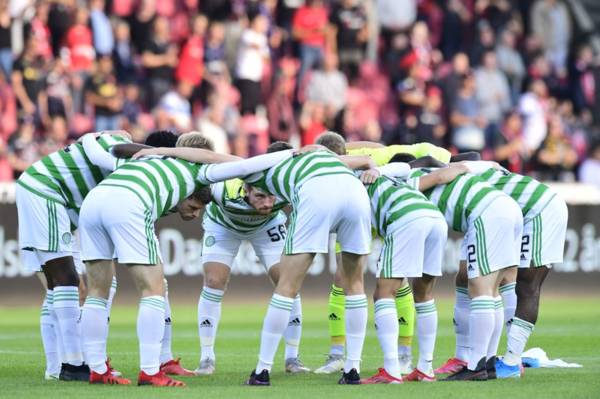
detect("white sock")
[454,287,470,362]
[40,293,60,376]
[374,299,400,378]
[415,300,437,375]
[468,296,495,370]
[487,297,504,359]
[81,297,109,374]
[344,294,368,373]
[160,280,173,364]
[47,290,65,361]
[256,294,294,373]
[500,283,517,327]
[198,287,224,361]
[284,295,302,360]
[107,277,117,317]
[138,296,166,375]
[504,317,534,366]
[53,286,83,365]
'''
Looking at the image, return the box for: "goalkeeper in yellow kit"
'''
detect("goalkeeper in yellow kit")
[313,132,451,374]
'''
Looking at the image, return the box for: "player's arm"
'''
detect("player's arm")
[112,143,152,158]
[459,160,502,174]
[81,133,120,171]
[345,141,385,149]
[416,164,469,191]
[132,147,243,163]
[202,150,295,183]
[339,155,376,170]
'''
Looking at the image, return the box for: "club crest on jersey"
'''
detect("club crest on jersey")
[205,236,216,247]
[62,232,72,245]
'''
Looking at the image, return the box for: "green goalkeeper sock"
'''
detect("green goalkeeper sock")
[328,284,345,354]
[396,284,415,348]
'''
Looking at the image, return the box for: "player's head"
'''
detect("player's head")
[315,131,346,155]
[244,184,276,215]
[450,151,481,162]
[178,186,212,221]
[266,141,293,153]
[144,130,178,148]
[176,132,215,150]
[389,153,416,163]
[409,155,447,168]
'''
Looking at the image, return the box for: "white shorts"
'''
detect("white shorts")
[202,214,287,270]
[462,195,523,279]
[377,216,448,279]
[284,174,371,255]
[520,195,568,268]
[16,184,74,253]
[79,186,162,265]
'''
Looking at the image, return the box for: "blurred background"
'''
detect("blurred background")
[0,0,599,303]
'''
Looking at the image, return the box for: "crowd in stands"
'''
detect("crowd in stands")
[1,0,600,186]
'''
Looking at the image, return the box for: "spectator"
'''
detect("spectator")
[39,115,69,155]
[128,0,157,53]
[474,50,511,137]
[329,0,369,80]
[451,73,487,152]
[176,14,208,90]
[0,134,11,181]
[196,93,232,154]
[90,0,114,56]
[377,0,416,44]
[156,80,194,131]
[26,0,52,61]
[142,16,178,109]
[204,21,226,71]
[112,19,137,84]
[535,114,578,181]
[65,8,95,74]
[0,71,16,139]
[492,110,530,173]
[267,61,298,143]
[413,85,446,146]
[84,55,122,131]
[578,140,600,188]
[292,0,329,91]
[519,78,549,152]
[121,82,141,129]
[11,35,47,117]
[440,52,470,115]
[47,0,73,57]
[7,116,39,180]
[469,20,496,68]
[495,29,526,104]
[235,13,270,115]
[299,101,327,145]
[0,0,12,80]
[571,44,597,113]
[305,52,348,132]
[531,0,571,74]
[396,61,427,125]
[440,0,472,60]
[41,57,72,122]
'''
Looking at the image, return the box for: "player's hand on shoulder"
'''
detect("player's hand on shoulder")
[132,147,168,159]
[360,168,380,184]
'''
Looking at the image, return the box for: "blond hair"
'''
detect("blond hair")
[176,131,215,150]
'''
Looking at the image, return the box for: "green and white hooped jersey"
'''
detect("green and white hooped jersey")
[364,175,442,237]
[477,168,555,222]
[205,179,288,233]
[16,135,130,214]
[244,150,355,203]
[405,168,504,233]
[99,157,212,221]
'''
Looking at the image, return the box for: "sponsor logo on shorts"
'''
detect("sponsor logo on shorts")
[62,232,72,245]
[205,236,216,247]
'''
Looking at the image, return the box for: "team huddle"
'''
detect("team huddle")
[16,129,568,387]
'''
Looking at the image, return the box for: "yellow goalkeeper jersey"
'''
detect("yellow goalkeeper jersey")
[347,143,451,166]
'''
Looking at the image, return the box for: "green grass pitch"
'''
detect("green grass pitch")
[1,297,599,399]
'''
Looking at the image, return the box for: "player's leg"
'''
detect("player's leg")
[36,270,61,380]
[159,278,194,376]
[396,281,415,374]
[408,217,447,382]
[258,220,310,374]
[196,221,239,375]
[196,261,230,375]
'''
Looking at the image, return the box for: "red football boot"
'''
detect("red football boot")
[160,358,195,376]
[137,370,186,387]
[434,358,467,374]
[360,368,403,384]
[90,368,131,385]
[405,368,436,382]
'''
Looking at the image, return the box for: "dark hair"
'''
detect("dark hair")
[315,131,346,155]
[389,153,416,163]
[144,130,178,148]
[409,155,447,168]
[267,141,293,153]
[189,186,212,204]
[450,151,481,162]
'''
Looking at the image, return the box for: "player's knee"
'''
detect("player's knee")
[205,275,228,291]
